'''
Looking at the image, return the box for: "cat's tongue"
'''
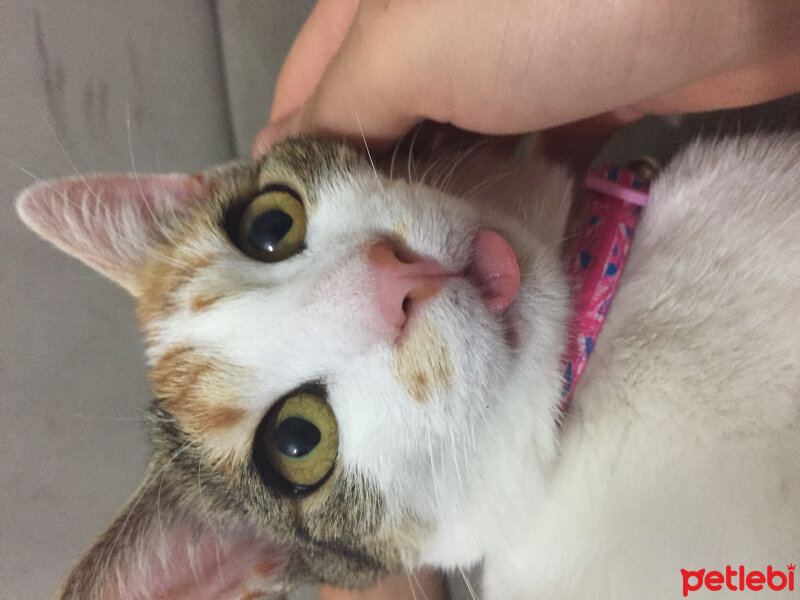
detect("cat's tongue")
[468,229,520,312]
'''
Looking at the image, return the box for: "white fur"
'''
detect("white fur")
[146,134,800,598]
[437,135,800,599]
[19,132,800,599]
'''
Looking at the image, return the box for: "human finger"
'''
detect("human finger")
[269,0,359,123]
[634,48,800,115]
[258,0,471,154]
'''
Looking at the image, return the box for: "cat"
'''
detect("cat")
[15,121,800,600]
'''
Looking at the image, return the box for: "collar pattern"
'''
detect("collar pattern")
[560,164,651,409]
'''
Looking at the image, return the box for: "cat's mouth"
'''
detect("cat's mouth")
[465,229,520,312]
[371,229,520,345]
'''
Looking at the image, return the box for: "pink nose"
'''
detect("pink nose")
[366,241,454,339]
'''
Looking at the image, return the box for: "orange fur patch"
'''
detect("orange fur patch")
[393,220,410,237]
[253,558,284,577]
[392,321,454,402]
[189,292,227,313]
[150,344,247,437]
[136,249,216,327]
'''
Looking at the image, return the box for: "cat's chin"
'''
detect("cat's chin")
[404,226,570,571]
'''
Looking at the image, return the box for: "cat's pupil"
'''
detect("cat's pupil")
[248,210,293,253]
[274,416,321,458]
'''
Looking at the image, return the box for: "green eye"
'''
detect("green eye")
[235,187,307,262]
[259,390,338,491]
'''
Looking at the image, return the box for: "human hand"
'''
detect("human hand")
[253,0,800,158]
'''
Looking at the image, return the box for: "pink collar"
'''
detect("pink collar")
[560,164,651,409]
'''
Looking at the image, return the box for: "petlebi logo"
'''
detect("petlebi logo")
[681,564,795,596]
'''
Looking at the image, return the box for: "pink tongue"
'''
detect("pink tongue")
[470,229,520,311]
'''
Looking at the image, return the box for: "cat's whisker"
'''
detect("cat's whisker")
[10,158,189,271]
[154,140,162,173]
[535,182,551,223]
[186,526,205,588]
[195,459,222,543]
[458,566,480,600]
[388,139,402,181]
[429,138,493,194]
[438,430,447,496]
[67,412,147,422]
[406,571,421,600]
[457,170,516,205]
[406,125,422,183]
[36,106,106,208]
[169,201,194,240]
[475,405,521,472]
[354,111,385,197]
[539,232,580,254]
[416,148,450,189]
[410,140,457,200]
[471,405,538,575]
[556,173,575,214]
[107,441,191,566]
[448,430,465,497]
[463,420,474,473]
[421,140,485,197]
[427,422,472,591]
[155,452,171,566]
[428,137,505,199]
[214,530,226,590]
[408,568,433,600]
[142,235,202,270]
[5,157,49,186]
[424,425,444,518]
[140,406,174,423]
[125,102,185,248]
[429,150,470,194]
[9,159,127,236]
[32,110,175,271]
[193,459,229,587]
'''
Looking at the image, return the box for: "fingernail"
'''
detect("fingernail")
[251,123,281,160]
[251,112,297,160]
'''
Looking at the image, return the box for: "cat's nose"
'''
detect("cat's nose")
[366,240,455,340]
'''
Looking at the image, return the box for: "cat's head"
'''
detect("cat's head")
[16,137,570,599]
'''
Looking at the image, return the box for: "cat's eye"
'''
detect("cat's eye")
[233,186,307,262]
[256,389,338,492]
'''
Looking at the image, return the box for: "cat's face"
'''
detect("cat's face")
[17,137,569,599]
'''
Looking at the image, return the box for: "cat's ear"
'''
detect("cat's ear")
[58,461,289,600]
[15,174,207,296]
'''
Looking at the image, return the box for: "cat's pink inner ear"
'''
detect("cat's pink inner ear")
[111,524,288,600]
[15,173,208,295]
[58,476,291,600]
